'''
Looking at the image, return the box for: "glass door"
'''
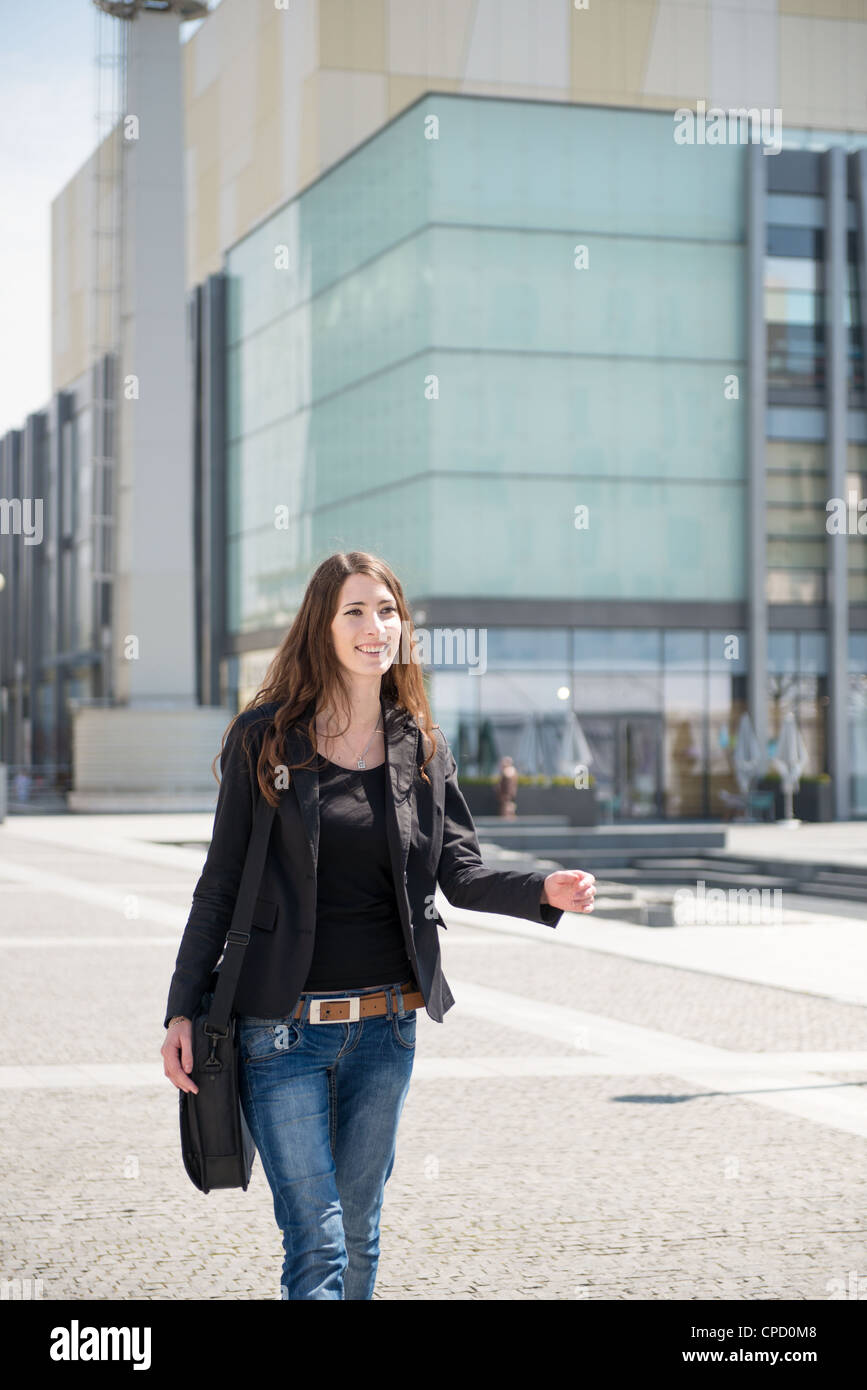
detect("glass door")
[580,713,664,821]
[618,714,663,819]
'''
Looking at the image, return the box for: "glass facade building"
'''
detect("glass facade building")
[197,95,865,821]
[0,356,117,782]
[222,98,747,620]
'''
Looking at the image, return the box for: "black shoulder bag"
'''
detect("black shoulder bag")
[179,793,277,1194]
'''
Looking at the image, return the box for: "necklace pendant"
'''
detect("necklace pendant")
[357,757,365,769]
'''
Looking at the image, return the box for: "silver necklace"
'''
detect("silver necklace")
[317,716,383,769]
[352,717,382,769]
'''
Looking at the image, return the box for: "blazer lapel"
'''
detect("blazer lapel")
[283,706,319,862]
[381,693,419,885]
[282,693,419,875]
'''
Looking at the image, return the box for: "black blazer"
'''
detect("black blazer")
[163,691,564,1027]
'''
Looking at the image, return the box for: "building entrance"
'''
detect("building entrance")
[580,712,664,822]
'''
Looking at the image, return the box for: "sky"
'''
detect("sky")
[0,0,217,440]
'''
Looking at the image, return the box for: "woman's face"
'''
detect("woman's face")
[330,573,403,678]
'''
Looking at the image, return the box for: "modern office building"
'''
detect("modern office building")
[204,97,867,822]
[1,0,866,819]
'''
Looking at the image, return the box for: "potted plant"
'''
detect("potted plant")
[757,771,832,822]
[756,770,783,820]
[793,773,832,822]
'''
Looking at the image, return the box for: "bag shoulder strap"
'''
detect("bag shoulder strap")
[206,791,277,1034]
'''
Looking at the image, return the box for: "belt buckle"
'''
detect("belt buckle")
[309,996,361,1024]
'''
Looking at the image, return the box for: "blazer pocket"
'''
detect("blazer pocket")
[251,896,278,931]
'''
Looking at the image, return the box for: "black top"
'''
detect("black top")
[164,697,564,1029]
[301,756,414,991]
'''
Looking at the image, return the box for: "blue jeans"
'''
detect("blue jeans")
[238,979,417,1300]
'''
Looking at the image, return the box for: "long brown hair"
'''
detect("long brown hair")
[213,551,438,807]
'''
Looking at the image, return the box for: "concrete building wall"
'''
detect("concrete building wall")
[68,704,235,809]
[51,126,122,396]
[114,9,196,707]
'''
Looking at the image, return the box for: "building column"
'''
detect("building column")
[192,272,228,707]
[49,390,73,769]
[0,432,21,767]
[746,143,768,773]
[854,150,867,368]
[114,7,196,706]
[824,146,850,820]
[69,4,231,809]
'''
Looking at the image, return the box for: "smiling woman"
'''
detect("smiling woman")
[160,549,595,1302]
[312,570,408,769]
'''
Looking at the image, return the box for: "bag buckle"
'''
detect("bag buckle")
[226,929,250,945]
[201,1021,228,1069]
[309,996,361,1024]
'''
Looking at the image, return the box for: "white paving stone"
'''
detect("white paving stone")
[2,813,866,1300]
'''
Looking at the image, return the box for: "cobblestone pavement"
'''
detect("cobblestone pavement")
[1,817,866,1301]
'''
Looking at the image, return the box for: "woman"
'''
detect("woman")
[161,551,596,1300]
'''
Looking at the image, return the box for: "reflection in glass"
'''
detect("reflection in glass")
[663,630,704,670]
[850,672,867,815]
[708,673,748,817]
[573,630,661,670]
[663,672,705,818]
[482,628,569,669]
[477,672,573,776]
[427,626,837,818]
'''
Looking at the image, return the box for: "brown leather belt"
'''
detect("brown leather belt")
[293,983,425,1024]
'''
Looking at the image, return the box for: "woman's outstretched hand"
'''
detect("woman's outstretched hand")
[541,870,596,913]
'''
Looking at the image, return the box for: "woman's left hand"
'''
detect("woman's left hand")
[541,870,596,913]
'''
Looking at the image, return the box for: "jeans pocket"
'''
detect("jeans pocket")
[241,1019,304,1063]
[391,1009,417,1050]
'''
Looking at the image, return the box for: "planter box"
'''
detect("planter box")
[461,782,597,827]
[757,778,833,823]
[794,780,833,822]
[461,784,498,817]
